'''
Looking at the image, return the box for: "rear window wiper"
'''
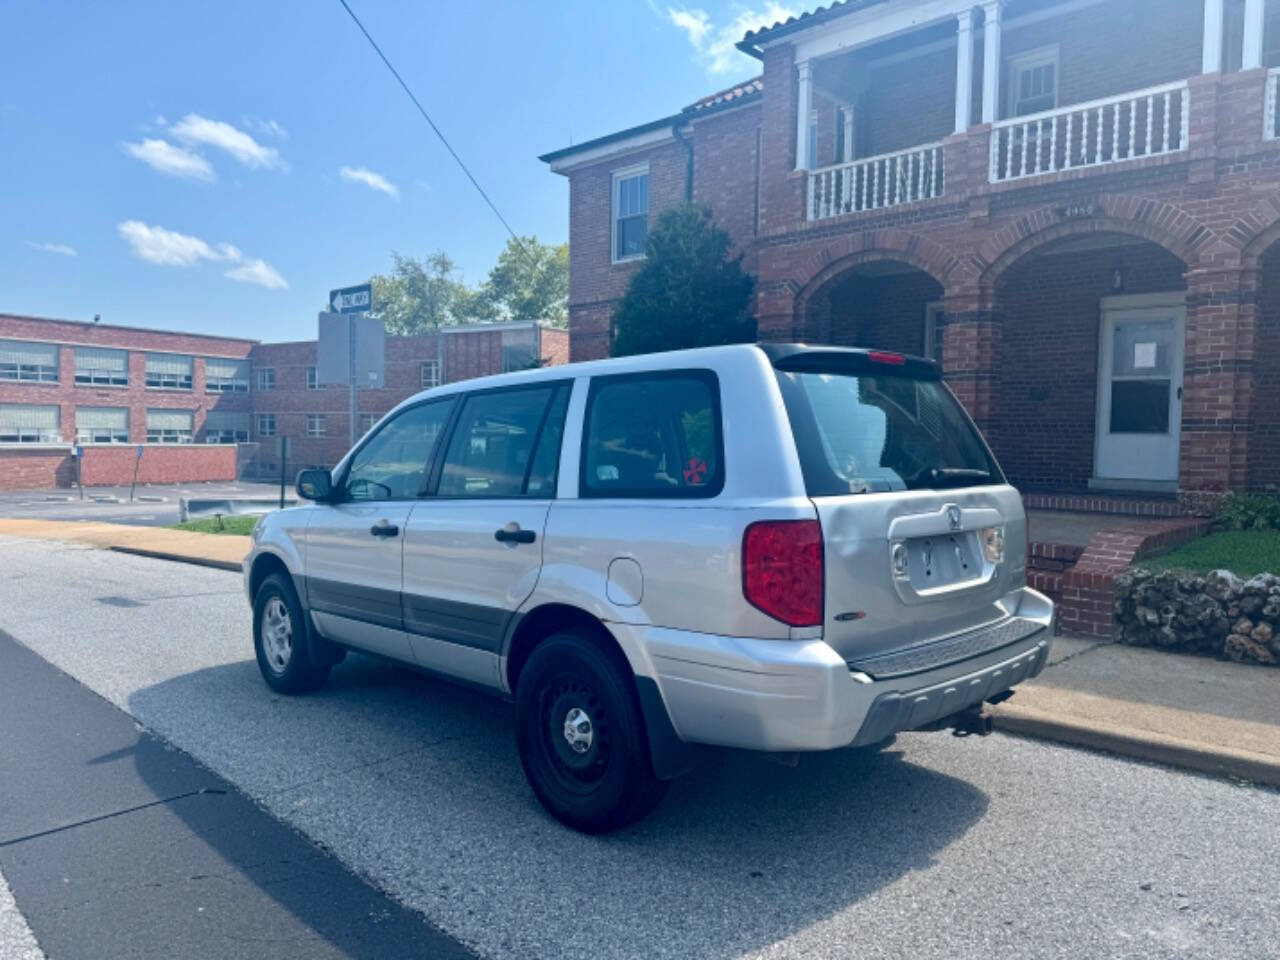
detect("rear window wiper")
[909,467,993,489]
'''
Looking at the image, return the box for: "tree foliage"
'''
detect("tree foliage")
[612,206,755,357]
[369,251,470,334]
[470,236,568,326]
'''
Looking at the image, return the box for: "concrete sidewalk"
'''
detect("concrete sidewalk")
[3,517,1277,788]
[0,518,248,572]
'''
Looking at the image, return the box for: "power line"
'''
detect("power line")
[335,0,534,266]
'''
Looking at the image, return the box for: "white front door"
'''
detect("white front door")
[1094,294,1186,486]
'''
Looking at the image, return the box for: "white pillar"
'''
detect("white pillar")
[842,105,855,161]
[1243,0,1265,70]
[955,8,976,133]
[1203,0,1224,72]
[981,1,1003,123]
[795,59,813,171]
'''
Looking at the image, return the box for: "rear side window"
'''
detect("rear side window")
[581,370,723,498]
[775,370,1003,496]
[437,385,564,498]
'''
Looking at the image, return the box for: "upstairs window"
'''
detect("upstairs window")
[0,339,59,383]
[205,357,249,393]
[145,353,193,390]
[146,409,194,444]
[612,165,649,263]
[0,404,61,443]
[258,413,276,437]
[74,347,128,386]
[258,367,276,391]
[204,411,250,444]
[421,359,440,388]
[306,366,318,390]
[76,406,129,444]
[307,413,326,437]
[1008,47,1058,118]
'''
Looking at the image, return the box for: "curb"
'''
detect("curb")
[108,546,242,574]
[993,705,1280,789]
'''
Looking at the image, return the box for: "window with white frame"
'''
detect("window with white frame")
[924,302,946,365]
[74,347,128,386]
[258,413,276,437]
[204,410,250,444]
[306,366,318,390]
[205,357,249,393]
[146,409,194,444]
[145,353,193,390]
[0,404,61,443]
[0,340,59,383]
[1007,47,1059,118]
[307,413,326,437]
[359,412,379,435]
[612,165,649,263]
[75,406,129,444]
[257,367,276,391]
[421,359,440,388]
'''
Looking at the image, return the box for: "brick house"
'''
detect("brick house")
[0,313,567,489]
[541,0,1280,515]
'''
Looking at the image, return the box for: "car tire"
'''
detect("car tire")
[253,572,331,694]
[516,632,669,833]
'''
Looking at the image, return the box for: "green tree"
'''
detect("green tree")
[612,206,755,357]
[471,236,568,326]
[369,251,470,334]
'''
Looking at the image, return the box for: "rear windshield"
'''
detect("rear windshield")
[775,370,1004,496]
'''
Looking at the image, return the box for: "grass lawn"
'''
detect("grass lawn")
[1136,530,1280,578]
[169,515,260,536]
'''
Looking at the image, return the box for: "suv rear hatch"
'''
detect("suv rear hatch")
[767,345,1030,673]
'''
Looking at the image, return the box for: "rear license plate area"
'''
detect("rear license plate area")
[906,533,982,591]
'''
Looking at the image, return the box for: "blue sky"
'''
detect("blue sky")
[0,1,797,343]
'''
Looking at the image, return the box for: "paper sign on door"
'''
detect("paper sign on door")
[1133,342,1157,370]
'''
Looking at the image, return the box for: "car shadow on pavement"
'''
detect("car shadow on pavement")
[128,653,990,960]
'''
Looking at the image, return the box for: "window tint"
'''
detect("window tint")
[581,371,722,499]
[775,370,1002,496]
[345,401,452,501]
[438,387,556,498]
[525,386,570,497]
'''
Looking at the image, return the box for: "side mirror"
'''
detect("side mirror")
[296,468,333,502]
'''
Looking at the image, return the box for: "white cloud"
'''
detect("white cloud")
[123,138,215,181]
[340,165,399,200]
[26,240,77,257]
[225,258,288,289]
[665,3,797,75]
[245,116,288,139]
[171,113,287,170]
[117,220,223,266]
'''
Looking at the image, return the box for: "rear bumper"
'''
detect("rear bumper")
[619,587,1054,752]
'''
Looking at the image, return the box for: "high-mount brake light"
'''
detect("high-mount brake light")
[867,351,906,365]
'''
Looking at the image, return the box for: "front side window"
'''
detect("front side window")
[344,400,453,501]
[258,367,276,391]
[74,347,128,386]
[438,386,565,498]
[75,406,129,444]
[146,409,194,444]
[145,353,193,390]
[0,340,59,383]
[204,411,250,444]
[612,166,648,262]
[775,368,1002,496]
[307,413,326,437]
[0,404,61,443]
[258,413,276,437]
[581,371,723,499]
[205,357,249,393]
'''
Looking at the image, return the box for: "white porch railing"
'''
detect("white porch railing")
[989,81,1189,183]
[808,143,944,221]
[1266,68,1280,140]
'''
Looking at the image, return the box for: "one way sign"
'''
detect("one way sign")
[329,283,372,315]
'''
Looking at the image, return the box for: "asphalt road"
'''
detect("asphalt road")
[2,535,1279,959]
[0,482,283,527]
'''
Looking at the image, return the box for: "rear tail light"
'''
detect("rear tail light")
[742,520,823,627]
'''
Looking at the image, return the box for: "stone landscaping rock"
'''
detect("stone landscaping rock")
[1114,566,1279,667]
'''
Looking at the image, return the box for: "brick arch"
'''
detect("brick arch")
[1232,196,1280,268]
[977,197,1208,297]
[792,231,965,318]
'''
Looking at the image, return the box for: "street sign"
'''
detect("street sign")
[329,283,372,315]
[317,312,385,389]
[136,445,144,460]
[275,436,292,459]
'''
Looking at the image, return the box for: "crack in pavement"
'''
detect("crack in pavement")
[0,789,227,849]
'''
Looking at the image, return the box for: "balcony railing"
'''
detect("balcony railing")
[1267,68,1280,140]
[808,143,944,221]
[989,81,1189,183]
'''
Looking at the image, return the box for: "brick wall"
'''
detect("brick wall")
[0,448,76,489]
[1254,244,1280,491]
[862,45,957,156]
[539,327,570,367]
[814,270,942,354]
[80,445,237,485]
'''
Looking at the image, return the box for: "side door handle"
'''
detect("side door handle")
[370,521,400,538]
[494,526,536,545]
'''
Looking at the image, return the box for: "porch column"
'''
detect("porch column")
[1243,0,1265,69]
[981,1,1003,123]
[795,59,813,170]
[955,8,977,133]
[1202,0,1224,73]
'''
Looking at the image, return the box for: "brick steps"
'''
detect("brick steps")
[1023,493,1179,518]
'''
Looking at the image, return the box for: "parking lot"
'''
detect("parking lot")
[0,482,282,528]
[1,534,1278,959]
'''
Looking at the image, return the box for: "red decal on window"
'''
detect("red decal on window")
[683,458,708,485]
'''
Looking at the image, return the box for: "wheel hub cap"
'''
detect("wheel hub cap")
[261,597,293,674]
[562,707,593,754]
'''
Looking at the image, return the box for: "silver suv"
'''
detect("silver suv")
[245,344,1053,832]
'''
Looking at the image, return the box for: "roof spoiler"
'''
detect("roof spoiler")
[757,343,942,381]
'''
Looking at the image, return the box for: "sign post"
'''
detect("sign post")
[320,283,382,448]
[130,444,143,503]
[72,445,84,500]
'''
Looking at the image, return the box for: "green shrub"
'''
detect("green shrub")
[1216,492,1280,532]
